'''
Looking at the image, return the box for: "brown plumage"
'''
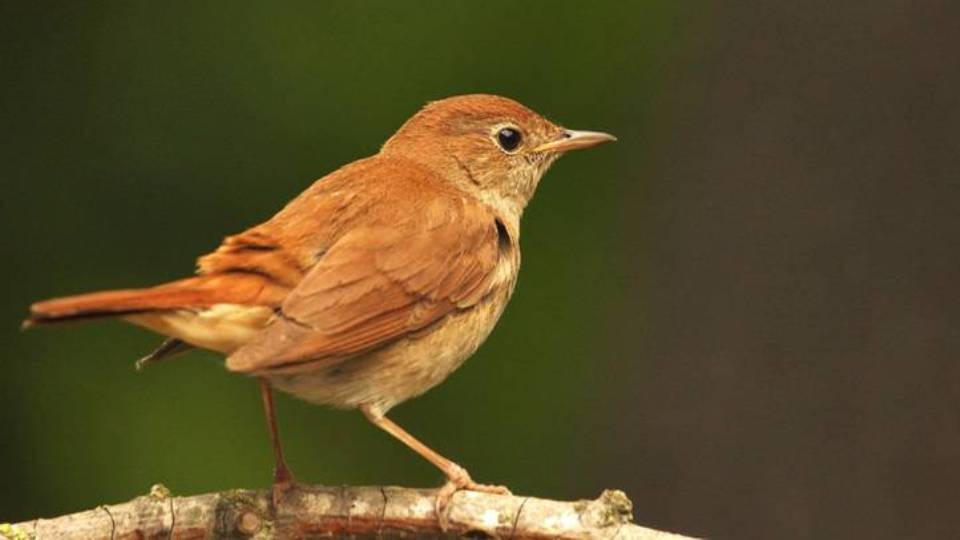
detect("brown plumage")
[26,94,615,507]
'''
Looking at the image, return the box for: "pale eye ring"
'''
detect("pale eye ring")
[495,127,523,152]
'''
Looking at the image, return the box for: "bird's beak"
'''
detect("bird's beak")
[533,129,617,153]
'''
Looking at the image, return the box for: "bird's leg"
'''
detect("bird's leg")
[258,378,297,505]
[360,405,511,517]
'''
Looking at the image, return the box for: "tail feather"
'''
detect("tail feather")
[27,281,209,326]
[25,273,288,327]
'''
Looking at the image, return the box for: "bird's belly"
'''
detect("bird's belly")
[269,289,512,414]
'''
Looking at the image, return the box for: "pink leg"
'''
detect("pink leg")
[360,405,510,514]
[259,378,296,502]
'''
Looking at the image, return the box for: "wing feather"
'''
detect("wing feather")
[226,196,501,374]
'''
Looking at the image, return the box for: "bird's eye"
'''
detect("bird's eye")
[496,127,523,152]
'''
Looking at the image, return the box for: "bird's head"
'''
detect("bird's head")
[381,94,615,218]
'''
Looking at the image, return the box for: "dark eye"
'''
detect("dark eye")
[496,127,523,152]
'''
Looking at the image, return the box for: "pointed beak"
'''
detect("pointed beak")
[532,129,617,153]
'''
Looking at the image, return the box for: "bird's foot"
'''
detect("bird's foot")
[270,465,300,509]
[435,464,512,524]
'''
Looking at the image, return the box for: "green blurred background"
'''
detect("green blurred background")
[2,2,958,539]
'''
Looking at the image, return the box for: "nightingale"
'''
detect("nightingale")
[26,94,616,507]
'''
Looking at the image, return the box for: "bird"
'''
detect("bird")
[25,94,616,508]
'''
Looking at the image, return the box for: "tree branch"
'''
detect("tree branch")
[2,484,695,539]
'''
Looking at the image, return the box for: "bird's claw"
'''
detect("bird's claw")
[435,467,512,526]
[270,465,300,510]
[271,479,299,509]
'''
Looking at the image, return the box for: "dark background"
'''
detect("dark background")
[2,2,958,539]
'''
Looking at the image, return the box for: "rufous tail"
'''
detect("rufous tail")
[24,274,285,329]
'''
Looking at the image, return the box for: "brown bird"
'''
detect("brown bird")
[25,94,615,507]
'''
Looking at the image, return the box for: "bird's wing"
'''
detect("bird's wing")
[226,194,502,374]
[196,227,305,288]
[195,156,388,290]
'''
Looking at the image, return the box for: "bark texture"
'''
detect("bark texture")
[2,484,695,539]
